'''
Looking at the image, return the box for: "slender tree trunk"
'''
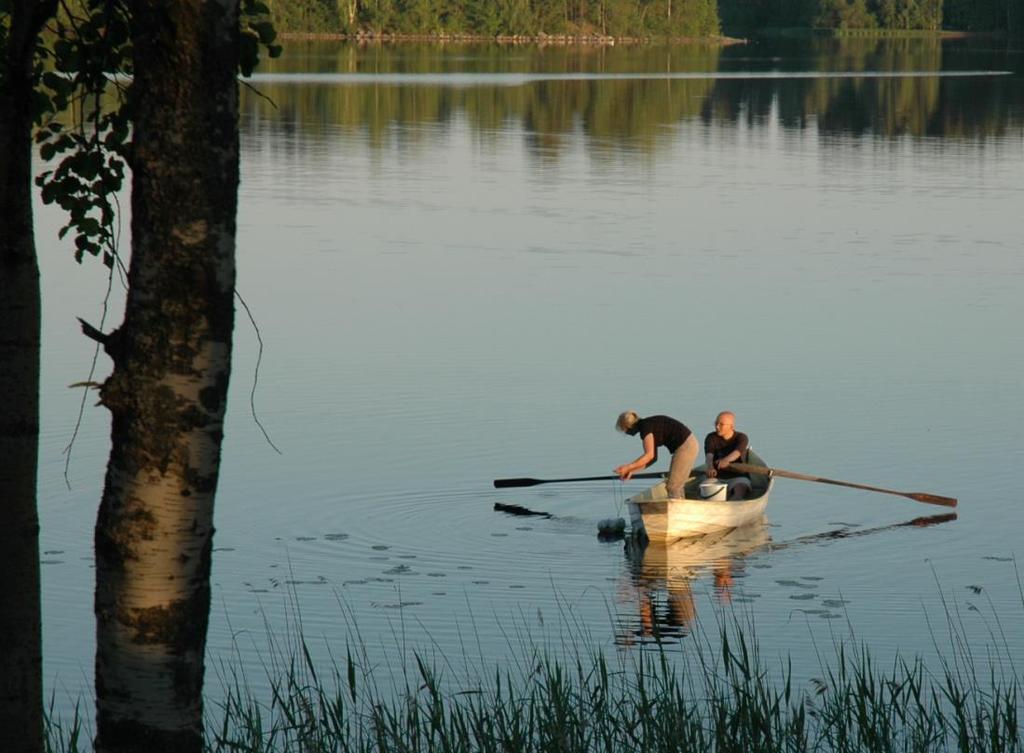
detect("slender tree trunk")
[93,2,240,752]
[0,3,53,752]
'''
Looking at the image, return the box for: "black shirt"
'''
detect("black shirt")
[704,431,749,478]
[631,415,692,454]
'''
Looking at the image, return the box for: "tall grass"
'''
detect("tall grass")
[196,622,1019,752]
[45,577,1023,752]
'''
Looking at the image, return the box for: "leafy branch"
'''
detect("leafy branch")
[33,0,281,266]
[241,0,282,77]
[33,0,131,266]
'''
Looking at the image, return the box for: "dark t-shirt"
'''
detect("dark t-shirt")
[704,431,749,478]
[632,415,692,454]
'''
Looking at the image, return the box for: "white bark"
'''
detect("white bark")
[93,2,239,751]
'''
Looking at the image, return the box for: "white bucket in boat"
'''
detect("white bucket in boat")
[699,479,728,501]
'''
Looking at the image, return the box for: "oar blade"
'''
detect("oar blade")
[493,478,541,489]
[908,492,958,508]
[907,513,958,527]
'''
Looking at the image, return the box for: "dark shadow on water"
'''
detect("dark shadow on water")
[493,502,553,518]
[775,512,958,550]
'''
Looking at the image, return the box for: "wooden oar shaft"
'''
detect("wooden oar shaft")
[493,471,666,489]
[729,463,957,508]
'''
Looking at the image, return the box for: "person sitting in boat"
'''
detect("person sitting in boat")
[614,411,699,500]
[704,411,752,500]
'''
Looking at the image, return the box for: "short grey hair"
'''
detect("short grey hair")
[615,410,640,433]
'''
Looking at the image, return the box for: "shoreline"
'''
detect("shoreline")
[277,30,750,46]
[276,27,1007,45]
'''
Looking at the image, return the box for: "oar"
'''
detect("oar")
[729,462,957,508]
[493,471,667,489]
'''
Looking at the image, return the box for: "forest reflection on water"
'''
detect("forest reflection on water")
[241,36,1023,150]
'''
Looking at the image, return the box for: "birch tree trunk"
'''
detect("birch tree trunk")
[93,2,240,751]
[0,3,52,752]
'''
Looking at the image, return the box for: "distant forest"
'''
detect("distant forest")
[722,0,1018,33]
[266,0,1022,36]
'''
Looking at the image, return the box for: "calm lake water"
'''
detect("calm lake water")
[36,36,1024,715]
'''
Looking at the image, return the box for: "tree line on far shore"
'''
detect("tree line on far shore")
[271,0,720,38]
[266,0,1023,37]
[724,0,1018,33]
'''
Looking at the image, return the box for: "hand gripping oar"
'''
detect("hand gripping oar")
[493,471,666,489]
[729,463,957,508]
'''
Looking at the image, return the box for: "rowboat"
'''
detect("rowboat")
[626,449,774,542]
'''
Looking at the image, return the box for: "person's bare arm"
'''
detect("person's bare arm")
[716,449,742,470]
[615,433,657,480]
[706,452,717,477]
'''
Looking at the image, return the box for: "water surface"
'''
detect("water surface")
[36,36,1024,712]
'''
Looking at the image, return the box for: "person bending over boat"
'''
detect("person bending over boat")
[705,411,752,500]
[614,411,699,499]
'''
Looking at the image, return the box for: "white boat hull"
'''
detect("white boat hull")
[627,451,774,542]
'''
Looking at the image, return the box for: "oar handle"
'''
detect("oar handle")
[493,471,667,489]
[729,463,957,508]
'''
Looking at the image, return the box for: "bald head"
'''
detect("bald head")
[714,411,736,438]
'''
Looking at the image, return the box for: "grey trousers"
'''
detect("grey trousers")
[666,433,699,499]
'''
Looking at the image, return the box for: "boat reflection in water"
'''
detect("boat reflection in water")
[615,518,771,646]
[614,511,959,645]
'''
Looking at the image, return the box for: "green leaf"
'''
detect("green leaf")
[238,30,259,77]
[78,217,101,236]
[252,20,278,44]
[77,151,103,180]
[31,90,56,122]
[53,39,81,73]
[39,182,59,204]
[56,192,79,211]
[42,71,65,91]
